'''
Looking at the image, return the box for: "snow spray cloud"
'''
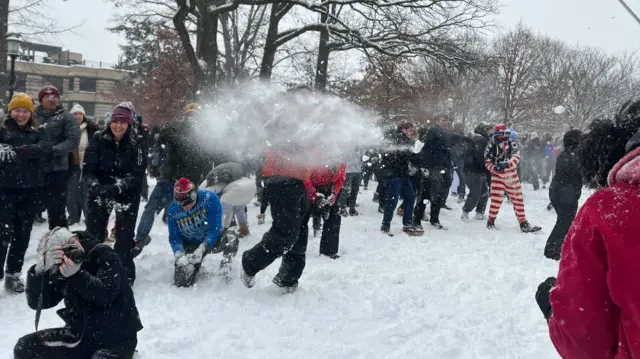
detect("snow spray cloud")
[191,81,383,167]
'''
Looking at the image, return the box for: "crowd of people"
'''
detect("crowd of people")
[1,84,639,359]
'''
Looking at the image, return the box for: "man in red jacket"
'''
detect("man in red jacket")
[306,163,346,259]
[536,126,640,359]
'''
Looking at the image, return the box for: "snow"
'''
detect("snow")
[0,178,588,358]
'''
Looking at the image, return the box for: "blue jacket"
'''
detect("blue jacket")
[167,190,223,253]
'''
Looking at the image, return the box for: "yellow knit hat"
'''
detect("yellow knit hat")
[185,103,201,113]
[8,93,35,113]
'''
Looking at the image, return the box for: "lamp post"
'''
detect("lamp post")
[446,98,454,127]
[7,35,21,101]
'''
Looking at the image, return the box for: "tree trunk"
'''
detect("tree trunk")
[0,0,9,106]
[196,3,219,96]
[173,5,204,90]
[314,6,330,92]
[259,4,281,80]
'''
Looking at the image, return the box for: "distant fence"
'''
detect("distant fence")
[16,55,117,69]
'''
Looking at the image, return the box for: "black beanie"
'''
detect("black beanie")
[626,130,640,153]
[563,129,582,150]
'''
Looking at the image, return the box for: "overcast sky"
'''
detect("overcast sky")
[46,0,640,64]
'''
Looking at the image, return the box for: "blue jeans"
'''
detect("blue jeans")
[382,178,415,228]
[135,181,174,240]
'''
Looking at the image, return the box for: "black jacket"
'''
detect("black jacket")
[378,128,417,179]
[419,126,465,170]
[0,118,52,188]
[549,149,582,200]
[82,127,147,198]
[25,231,143,346]
[35,105,80,172]
[85,118,100,139]
[158,120,213,184]
[464,125,491,174]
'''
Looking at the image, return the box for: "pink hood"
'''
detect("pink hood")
[608,147,640,186]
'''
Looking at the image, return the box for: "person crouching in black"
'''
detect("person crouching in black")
[13,227,142,359]
[83,103,146,286]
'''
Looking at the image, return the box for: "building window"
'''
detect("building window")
[68,77,75,91]
[14,73,27,93]
[41,75,64,94]
[78,78,96,92]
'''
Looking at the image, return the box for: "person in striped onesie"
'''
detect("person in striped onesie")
[484,124,541,233]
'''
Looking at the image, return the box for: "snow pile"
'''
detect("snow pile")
[0,179,583,358]
[191,81,383,166]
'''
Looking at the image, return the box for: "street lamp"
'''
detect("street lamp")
[7,35,21,101]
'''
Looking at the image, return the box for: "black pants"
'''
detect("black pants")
[339,172,361,209]
[86,194,141,284]
[242,178,311,287]
[362,169,374,188]
[462,172,489,214]
[376,179,387,207]
[454,166,466,197]
[0,188,40,274]
[44,171,70,229]
[544,185,580,260]
[312,203,341,256]
[414,169,449,224]
[14,328,137,359]
[67,166,89,224]
[441,167,454,205]
[175,231,240,287]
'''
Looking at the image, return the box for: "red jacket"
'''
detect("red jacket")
[262,150,311,182]
[549,147,640,359]
[304,164,346,202]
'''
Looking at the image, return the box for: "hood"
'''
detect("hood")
[608,147,640,187]
[474,124,490,138]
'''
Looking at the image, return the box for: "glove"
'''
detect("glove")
[58,256,82,278]
[0,144,16,163]
[495,162,508,172]
[535,277,556,322]
[420,168,429,177]
[408,163,418,176]
[34,246,65,274]
[101,184,122,198]
[187,243,208,264]
[327,193,337,206]
[88,182,102,197]
[313,193,327,208]
[174,252,189,267]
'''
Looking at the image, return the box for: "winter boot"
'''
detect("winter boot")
[410,221,425,232]
[373,192,379,203]
[4,272,24,293]
[219,256,233,284]
[256,213,265,225]
[323,253,340,260]
[380,226,391,234]
[349,207,359,216]
[430,221,445,230]
[272,274,297,294]
[475,212,485,220]
[403,225,424,236]
[239,223,250,238]
[240,268,255,288]
[377,206,384,214]
[457,195,465,204]
[461,211,470,222]
[486,220,496,230]
[441,203,452,211]
[339,207,349,217]
[34,212,46,224]
[520,221,542,233]
[313,229,321,238]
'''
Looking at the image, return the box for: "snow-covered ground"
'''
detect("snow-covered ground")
[0,179,590,358]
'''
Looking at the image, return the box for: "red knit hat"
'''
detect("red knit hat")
[174,178,197,207]
[38,85,61,102]
[493,124,511,139]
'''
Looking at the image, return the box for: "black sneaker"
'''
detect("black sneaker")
[403,225,424,236]
[34,213,46,224]
[349,207,359,216]
[520,221,542,233]
[272,274,297,294]
[487,220,496,230]
[4,273,24,293]
[322,253,340,260]
[381,226,391,234]
[339,207,349,217]
[430,221,445,230]
[441,203,453,211]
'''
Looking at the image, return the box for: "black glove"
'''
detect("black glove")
[536,277,556,322]
[101,184,122,198]
[88,182,102,197]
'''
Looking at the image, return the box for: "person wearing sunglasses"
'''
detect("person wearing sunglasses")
[168,177,238,287]
[483,124,541,233]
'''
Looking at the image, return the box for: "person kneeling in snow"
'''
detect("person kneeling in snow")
[200,162,256,237]
[169,178,238,287]
[14,227,142,359]
[484,124,541,232]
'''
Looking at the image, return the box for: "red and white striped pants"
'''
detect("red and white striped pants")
[488,170,526,223]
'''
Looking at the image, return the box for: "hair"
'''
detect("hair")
[433,113,450,123]
[578,99,640,188]
[398,120,415,130]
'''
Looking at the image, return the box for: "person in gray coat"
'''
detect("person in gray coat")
[338,147,363,216]
[34,85,80,229]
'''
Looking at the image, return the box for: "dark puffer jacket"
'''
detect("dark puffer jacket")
[549,130,583,200]
[82,127,147,199]
[35,105,80,172]
[25,231,143,347]
[419,126,467,170]
[378,127,416,179]
[0,117,52,188]
[464,124,491,174]
[158,120,214,184]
